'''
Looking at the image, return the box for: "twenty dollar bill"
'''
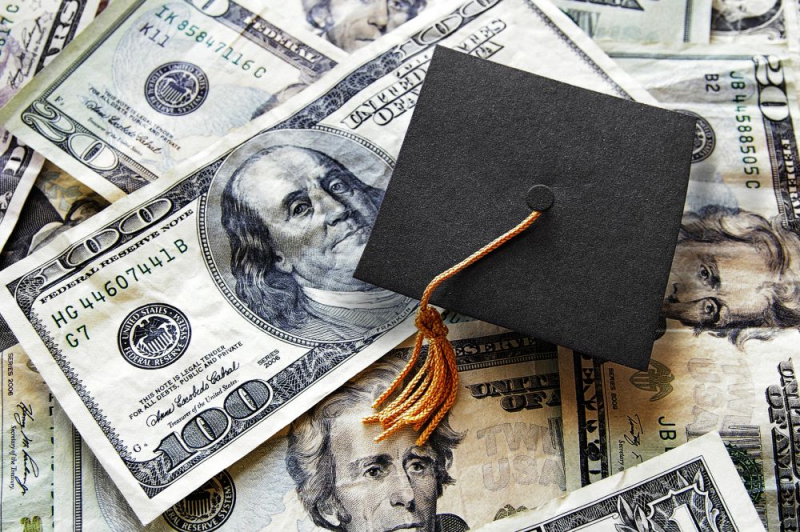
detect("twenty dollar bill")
[0,0,345,201]
[560,44,800,532]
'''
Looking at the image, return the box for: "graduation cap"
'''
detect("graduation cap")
[356,46,695,444]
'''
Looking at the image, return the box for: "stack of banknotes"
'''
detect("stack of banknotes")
[0,0,797,530]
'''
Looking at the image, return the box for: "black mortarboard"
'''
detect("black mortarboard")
[355,46,696,370]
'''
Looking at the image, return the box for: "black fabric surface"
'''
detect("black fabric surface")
[355,47,696,370]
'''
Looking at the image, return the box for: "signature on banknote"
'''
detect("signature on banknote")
[624,414,644,447]
[11,401,40,495]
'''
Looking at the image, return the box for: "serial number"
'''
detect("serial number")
[0,4,20,49]
[137,5,267,79]
[706,72,761,181]
[51,239,188,347]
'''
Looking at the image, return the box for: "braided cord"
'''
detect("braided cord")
[364,210,543,446]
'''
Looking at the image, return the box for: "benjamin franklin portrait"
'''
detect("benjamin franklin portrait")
[204,129,413,343]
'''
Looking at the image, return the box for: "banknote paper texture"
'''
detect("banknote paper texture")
[55,325,565,532]
[0,0,656,522]
[559,43,800,532]
[0,0,347,201]
[553,0,712,44]
[475,432,765,532]
[0,0,100,251]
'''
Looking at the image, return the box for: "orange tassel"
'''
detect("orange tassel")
[364,210,543,446]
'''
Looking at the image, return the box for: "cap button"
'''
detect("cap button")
[526,185,554,212]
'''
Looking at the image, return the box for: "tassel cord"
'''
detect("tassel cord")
[364,210,543,446]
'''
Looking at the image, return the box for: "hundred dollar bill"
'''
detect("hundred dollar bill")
[561,46,800,532]
[261,0,435,53]
[0,0,655,522]
[711,0,787,43]
[553,0,712,44]
[0,0,346,202]
[0,0,100,250]
[476,432,766,532]
[55,324,565,532]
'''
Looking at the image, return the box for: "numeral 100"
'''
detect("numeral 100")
[154,380,273,471]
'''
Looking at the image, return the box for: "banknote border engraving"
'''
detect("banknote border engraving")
[683,0,694,42]
[32,0,98,76]
[752,55,800,233]
[573,353,609,487]
[73,424,83,531]
[766,358,800,531]
[218,4,338,77]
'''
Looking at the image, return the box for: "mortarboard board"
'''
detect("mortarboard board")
[355,46,696,372]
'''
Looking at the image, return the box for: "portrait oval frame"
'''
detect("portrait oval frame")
[198,126,408,347]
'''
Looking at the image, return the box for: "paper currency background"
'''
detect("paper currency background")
[553,0,712,43]
[0,0,99,256]
[0,0,798,531]
[0,0,654,522]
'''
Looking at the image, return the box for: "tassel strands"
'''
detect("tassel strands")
[363,209,543,446]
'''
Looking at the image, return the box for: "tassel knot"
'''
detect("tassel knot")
[364,209,543,446]
[415,307,448,338]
